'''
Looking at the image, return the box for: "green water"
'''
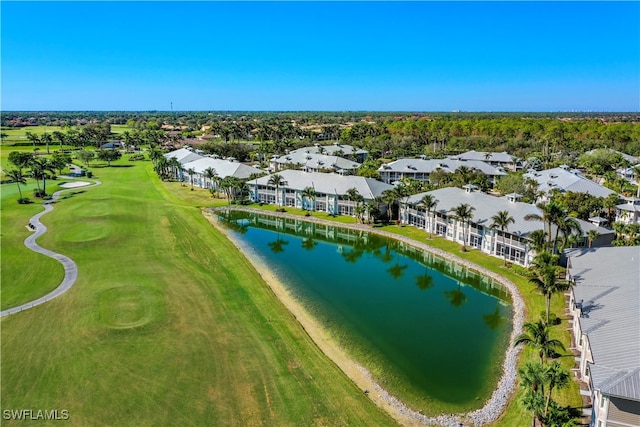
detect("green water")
[219,211,513,411]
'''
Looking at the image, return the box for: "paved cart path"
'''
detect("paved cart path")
[1,178,101,317]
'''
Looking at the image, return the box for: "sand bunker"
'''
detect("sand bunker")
[59,181,92,188]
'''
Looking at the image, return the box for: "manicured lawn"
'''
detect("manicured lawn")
[1,180,65,310]
[1,161,395,426]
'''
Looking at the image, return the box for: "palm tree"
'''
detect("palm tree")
[149,148,164,167]
[418,194,438,237]
[529,271,568,324]
[586,229,600,248]
[301,186,317,211]
[603,193,620,223]
[453,165,474,186]
[518,360,547,397]
[204,167,218,197]
[29,157,54,196]
[514,319,566,363]
[344,187,364,216]
[525,201,564,249]
[529,252,566,323]
[612,221,627,242]
[381,189,399,222]
[451,203,475,251]
[518,360,547,426]
[186,167,196,189]
[41,132,53,154]
[543,362,570,416]
[268,173,286,206]
[25,131,40,149]
[5,169,27,201]
[167,157,182,180]
[527,229,548,255]
[52,130,66,151]
[552,216,582,254]
[491,210,516,265]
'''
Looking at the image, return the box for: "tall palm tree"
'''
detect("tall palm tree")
[603,193,620,223]
[268,173,286,206]
[529,270,568,324]
[527,229,548,254]
[529,251,565,323]
[186,167,196,189]
[514,319,566,363]
[5,169,27,200]
[418,194,438,237]
[491,210,516,265]
[301,186,317,211]
[552,216,581,254]
[543,362,570,417]
[451,203,475,251]
[41,132,53,154]
[29,157,54,196]
[149,148,164,167]
[167,157,182,180]
[524,201,564,249]
[204,167,218,197]
[519,360,549,427]
[381,189,399,222]
[518,360,547,426]
[454,165,473,186]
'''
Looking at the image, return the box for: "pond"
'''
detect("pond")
[217,211,513,413]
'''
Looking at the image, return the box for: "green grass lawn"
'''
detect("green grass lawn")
[1,179,66,310]
[0,160,395,426]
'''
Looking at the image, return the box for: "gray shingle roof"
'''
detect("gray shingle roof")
[254,170,392,199]
[524,167,616,199]
[566,246,640,401]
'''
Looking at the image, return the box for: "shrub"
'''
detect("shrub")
[86,171,93,178]
[17,197,33,204]
[33,189,47,198]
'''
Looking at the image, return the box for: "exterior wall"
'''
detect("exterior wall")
[248,183,382,218]
[400,205,533,266]
[616,207,640,225]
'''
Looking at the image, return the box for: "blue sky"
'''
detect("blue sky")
[1,1,638,111]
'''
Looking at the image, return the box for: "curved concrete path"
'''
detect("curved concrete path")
[1,178,101,317]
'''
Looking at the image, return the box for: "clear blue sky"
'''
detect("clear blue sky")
[1,1,638,112]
